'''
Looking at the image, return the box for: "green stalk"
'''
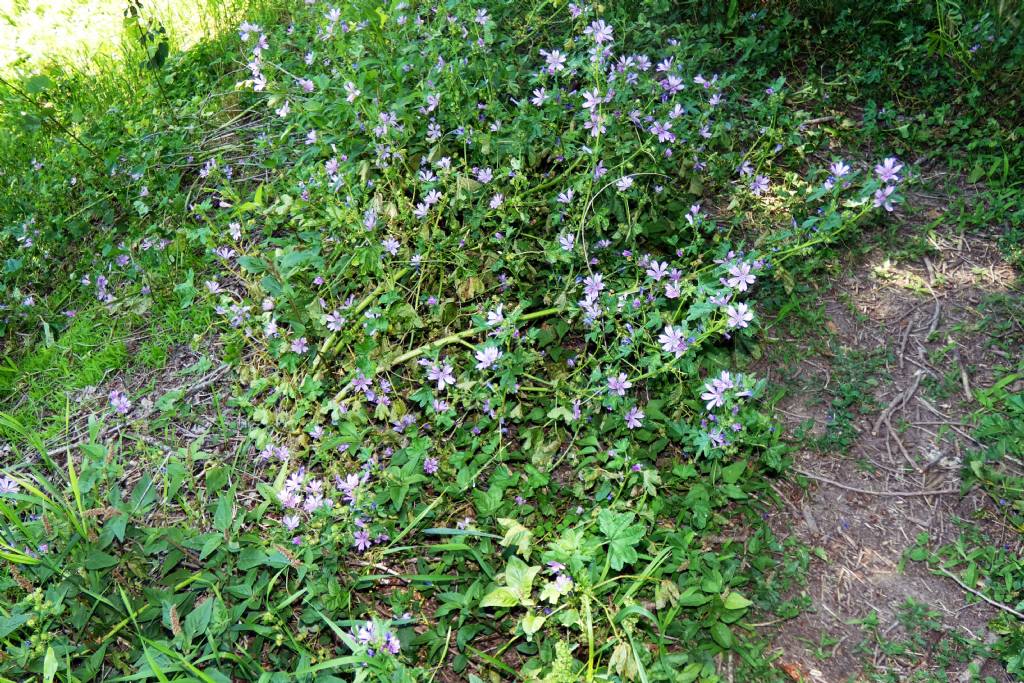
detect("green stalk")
[320,304,563,411]
[310,266,410,375]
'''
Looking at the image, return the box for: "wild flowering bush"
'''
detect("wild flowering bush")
[0,1,908,681]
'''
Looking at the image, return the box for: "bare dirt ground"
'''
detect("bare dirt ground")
[759,185,1022,682]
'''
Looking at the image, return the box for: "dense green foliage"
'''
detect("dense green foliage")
[0,1,1021,681]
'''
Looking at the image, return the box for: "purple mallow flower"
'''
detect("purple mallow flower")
[109,390,131,414]
[658,325,688,357]
[874,186,896,212]
[607,373,632,396]
[475,346,502,370]
[584,19,613,44]
[726,303,753,329]
[874,157,903,183]
[725,262,756,291]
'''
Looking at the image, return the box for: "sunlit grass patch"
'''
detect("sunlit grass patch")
[0,0,251,76]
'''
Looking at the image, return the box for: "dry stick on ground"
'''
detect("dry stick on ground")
[798,115,837,128]
[926,300,943,337]
[792,468,959,497]
[891,294,946,326]
[887,427,920,471]
[915,396,983,445]
[897,320,913,371]
[872,369,924,436]
[948,337,974,402]
[934,566,1024,621]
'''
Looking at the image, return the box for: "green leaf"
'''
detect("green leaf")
[520,612,546,638]
[174,270,196,309]
[184,597,214,638]
[539,576,573,604]
[504,556,540,605]
[0,613,31,638]
[155,389,184,413]
[277,249,322,274]
[199,535,222,560]
[237,256,269,274]
[205,466,229,492]
[678,662,702,682]
[480,587,519,608]
[497,518,534,559]
[676,589,711,607]
[598,509,645,571]
[721,459,747,484]
[723,592,752,610]
[237,547,268,570]
[165,461,187,499]
[213,493,233,532]
[26,74,54,94]
[473,486,503,517]
[43,646,57,683]
[701,569,723,594]
[710,622,733,649]
[84,551,119,570]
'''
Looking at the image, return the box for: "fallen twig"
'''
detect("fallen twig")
[887,427,919,471]
[872,370,924,436]
[926,300,942,337]
[799,115,836,127]
[934,566,1024,620]
[897,321,912,371]
[792,468,958,498]
[948,337,973,402]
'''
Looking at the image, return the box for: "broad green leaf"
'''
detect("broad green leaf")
[174,270,196,309]
[676,589,711,607]
[199,535,222,560]
[155,389,184,412]
[0,613,31,638]
[723,592,752,610]
[520,612,546,638]
[43,646,57,683]
[539,577,572,604]
[184,597,214,638]
[598,509,645,571]
[497,518,533,559]
[238,256,269,274]
[480,587,518,608]
[710,622,734,649]
[504,556,540,605]
[721,459,747,484]
[213,493,233,532]
[237,547,266,570]
[84,551,119,570]
[26,74,54,94]
[701,569,723,594]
